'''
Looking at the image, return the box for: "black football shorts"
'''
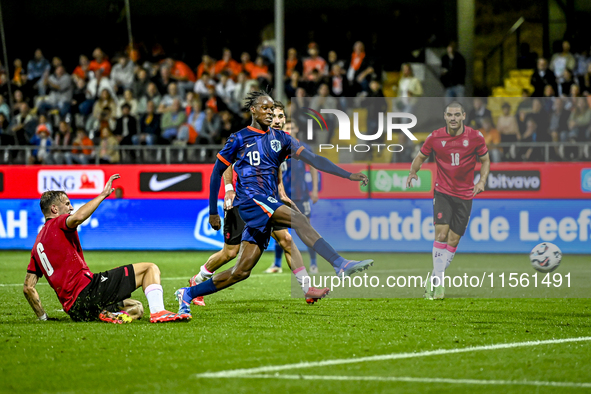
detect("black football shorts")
[433,190,473,236]
[68,265,136,322]
[223,207,246,245]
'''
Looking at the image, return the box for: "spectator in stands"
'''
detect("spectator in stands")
[26,49,51,97]
[578,63,591,96]
[329,64,349,98]
[395,63,422,112]
[574,45,590,78]
[37,65,73,118]
[232,71,257,106]
[348,41,375,94]
[185,99,205,137]
[133,67,150,99]
[65,128,94,164]
[478,116,501,162]
[159,83,182,112]
[285,70,301,99]
[517,42,538,70]
[327,50,344,72]
[285,48,302,79]
[138,82,161,114]
[304,69,323,96]
[98,127,120,164]
[303,42,328,81]
[567,97,591,142]
[440,41,466,99]
[92,89,118,122]
[89,47,111,79]
[116,89,138,117]
[250,56,271,84]
[51,57,63,73]
[10,103,37,145]
[193,71,212,96]
[214,48,241,79]
[111,54,135,95]
[240,52,255,76]
[72,55,91,81]
[203,82,228,113]
[219,110,239,143]
[550,40,576,82]
[558,69,575,97]
[166,57,196,98]
[160,98,186,141]
[71,77,95,118]
[201,107,221,144]
[29,124,52,164]
[154,65,173,95]
[0,113,12,147]
[12,58,26,88]
[496,102,520,160]
[0,73,9,101]
[197,54,216,79]
[467,97,492,130]
[36,114,53,136]
[11,90,26,117]
[138,100,161,145]
[549,98,570,142]
[216,71,236,105]
[0,95,9,120]
[86,107,116,142]
[50,120,73,164]
[114,103,138,146]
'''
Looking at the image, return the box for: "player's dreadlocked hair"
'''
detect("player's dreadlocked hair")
[242,90,273,112]
[273,100,285,111]
[40,190,68,216]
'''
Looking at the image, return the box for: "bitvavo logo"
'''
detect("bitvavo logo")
[304,107,417,153]
[194,201,226,248]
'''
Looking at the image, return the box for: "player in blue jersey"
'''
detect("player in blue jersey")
[187,101,329,305]
[266,114,319,274]
[175,91,373,315]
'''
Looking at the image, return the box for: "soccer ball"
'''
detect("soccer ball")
[529,242,562,273]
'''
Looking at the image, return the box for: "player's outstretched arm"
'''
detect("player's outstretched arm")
[298,149,368,186]
[406,151,428,188]
[223,166,236,210]
[23,273,48,320]
[66,174,120,228]
[473,152,490,196]
[209,159,230,230]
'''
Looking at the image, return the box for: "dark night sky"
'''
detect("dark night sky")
[1,0,454,71]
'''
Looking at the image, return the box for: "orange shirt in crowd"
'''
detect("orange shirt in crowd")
[89,59,112,77]
[172,61,196,82]
[250,64,269,80]
[214,59,241,77]
[72,137,94,156]
[285,58,299,78]
[197,62,216,79]
[241,61,255,75]
[303,57,327,80]
[479,127,501,146]
[72,66,88,80]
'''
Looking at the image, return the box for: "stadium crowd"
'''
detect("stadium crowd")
[0,38,590,164]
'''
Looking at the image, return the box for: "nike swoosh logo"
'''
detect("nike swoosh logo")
[100,276,108,282]
[247,143,256,147]
[149,174,192,191]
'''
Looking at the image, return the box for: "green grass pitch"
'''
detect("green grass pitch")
[1,250,590,394]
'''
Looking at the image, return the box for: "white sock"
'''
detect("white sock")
[144,284,165,314]
[432,241,447,287]
[445,245,457,269]
[196,264,213,283]
[293,266,311,294]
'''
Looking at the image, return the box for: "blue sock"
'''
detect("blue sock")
[183,279,218,302]
[309,248,317,267]
[274,243,283,267]
[312,238,345,268]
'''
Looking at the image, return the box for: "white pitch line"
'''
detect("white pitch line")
[227,374,591,388]
[195,336,591,378]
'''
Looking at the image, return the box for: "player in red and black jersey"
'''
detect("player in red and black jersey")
[406,101,490,300]
[23,174,190,323]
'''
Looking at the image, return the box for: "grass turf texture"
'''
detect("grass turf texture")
[1,250,590,394]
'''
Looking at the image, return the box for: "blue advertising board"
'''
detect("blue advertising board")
[0,199,589,253]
